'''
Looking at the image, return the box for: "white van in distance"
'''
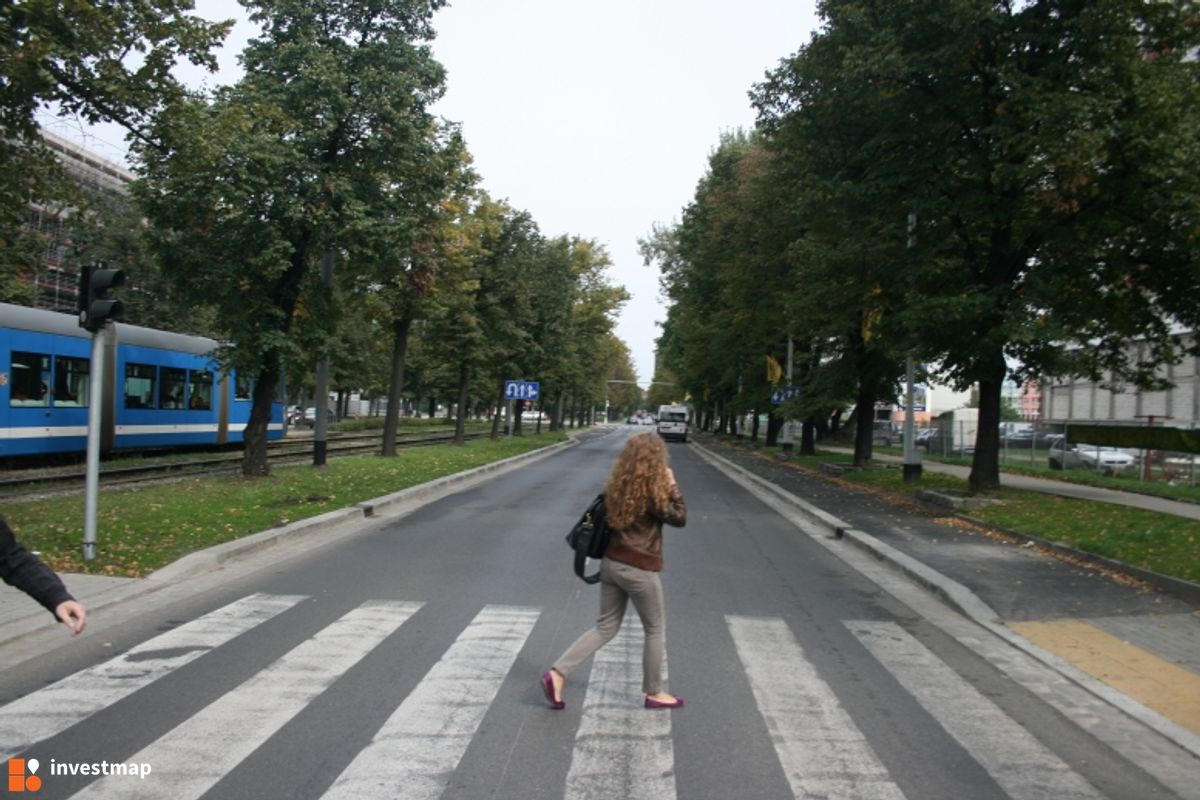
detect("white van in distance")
[656,405,689,443]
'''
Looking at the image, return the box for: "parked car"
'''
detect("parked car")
[1048,439,1136,472]
[872,420,898,447]
[1001,426,1036,446]
[304,407,335,427]
[1077,445,1137,472]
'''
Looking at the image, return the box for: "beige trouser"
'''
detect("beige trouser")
[553,557,667,695]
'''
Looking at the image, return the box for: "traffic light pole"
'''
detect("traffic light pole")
[78,262,124,561]
[82,329,106,561]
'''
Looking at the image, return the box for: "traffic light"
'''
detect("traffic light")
[78,263,125,332]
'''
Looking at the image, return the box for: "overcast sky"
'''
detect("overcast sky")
[47,0,822,387]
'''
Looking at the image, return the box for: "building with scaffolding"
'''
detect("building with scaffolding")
[23,128,135,313]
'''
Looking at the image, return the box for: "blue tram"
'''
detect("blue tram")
[0,303,284,458]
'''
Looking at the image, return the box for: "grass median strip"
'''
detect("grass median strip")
[3,433,567,578]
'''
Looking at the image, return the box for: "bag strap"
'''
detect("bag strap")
[574,549,602,584]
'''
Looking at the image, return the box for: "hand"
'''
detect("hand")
[55,600,87,635]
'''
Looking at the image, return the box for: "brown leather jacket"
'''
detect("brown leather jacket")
[603,485,687,572]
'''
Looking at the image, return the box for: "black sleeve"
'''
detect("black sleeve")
[0,516,73,617]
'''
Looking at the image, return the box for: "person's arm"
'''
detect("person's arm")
[0,517,84,633]
[662,469,687,528]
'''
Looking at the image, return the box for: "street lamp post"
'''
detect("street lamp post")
[903,213,922,483]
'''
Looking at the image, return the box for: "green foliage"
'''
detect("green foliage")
[132,0,453,473]
[655,1,1200,484]
[0,0,229,247]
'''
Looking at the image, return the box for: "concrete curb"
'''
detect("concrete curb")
[689,439,1200,760]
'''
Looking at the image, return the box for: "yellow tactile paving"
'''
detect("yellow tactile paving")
[1011,619,1200,736]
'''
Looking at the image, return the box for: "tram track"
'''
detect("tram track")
[0,430,488,500]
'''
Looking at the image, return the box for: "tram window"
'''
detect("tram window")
[189,370,213,410]
[10,352,49,407]
[234,373,252,401]
[53,356,89,407]
[161,367,186,409]
[125,363,156,408]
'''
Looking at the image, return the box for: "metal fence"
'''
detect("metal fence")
[913,421,1199,488]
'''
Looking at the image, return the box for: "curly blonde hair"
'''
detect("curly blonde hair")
[604,433,674,531]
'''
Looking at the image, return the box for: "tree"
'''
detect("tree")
[134,0,452,475]
[1,1,228,240]
[756,0,1200,490]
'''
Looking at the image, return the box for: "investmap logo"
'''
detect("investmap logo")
[6,757,152,793]
[6,760,41,793]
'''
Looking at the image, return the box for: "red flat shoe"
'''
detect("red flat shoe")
[644,695,684,709]
[540,671,564,710]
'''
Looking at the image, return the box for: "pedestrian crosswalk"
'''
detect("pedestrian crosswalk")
[0,593,1139,799]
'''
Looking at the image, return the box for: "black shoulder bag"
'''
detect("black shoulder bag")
[565,493,609,584]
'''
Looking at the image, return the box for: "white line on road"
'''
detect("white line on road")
[0,593,305,759]
[726,615,908,800]
[847,620,1106,800]
[70,601,423,800]
[322,605,540,800]
[564,618,676,800]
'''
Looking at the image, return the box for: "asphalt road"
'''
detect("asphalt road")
[0,428,1189,800]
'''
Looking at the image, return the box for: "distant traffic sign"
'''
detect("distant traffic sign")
[770,385,802,404]
[504,380,540,401]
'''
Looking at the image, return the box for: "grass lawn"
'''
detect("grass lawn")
[3,432,566,578]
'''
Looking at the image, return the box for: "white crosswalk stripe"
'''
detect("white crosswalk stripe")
[727,615,909,800]
[0,592,1134,800]
[564,619,676,800]
[321,605,541,800]
[70,600,423,800]
[847,620,1107,800]
[0,593,304,760]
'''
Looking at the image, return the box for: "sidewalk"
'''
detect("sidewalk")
[691,433,1200,757]
[826,445,1200,521]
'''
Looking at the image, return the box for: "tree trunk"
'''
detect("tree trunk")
[242,358,281,476]
[381,314,413,457]
[551,391,564,431]
[751,408,760,442]
[766,413,783,446]
[490,379,505,439]
[800,417,816,456]
[852,389,876,468]
[969,358,1007,492]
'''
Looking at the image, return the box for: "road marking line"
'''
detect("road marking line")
[848,620,1105,800]
[0,593,304,759]
[70,601,423,800]
[726,615,907,800]
[1011,619,1200,737]
[564,619,676,800]
[322,605,540,800]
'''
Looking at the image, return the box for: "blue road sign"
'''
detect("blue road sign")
[504,380,540,401]
[770,385,802,404]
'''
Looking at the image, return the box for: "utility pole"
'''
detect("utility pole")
[903,213,923,483]
[781,336,795,453]
[314,252,333,466]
